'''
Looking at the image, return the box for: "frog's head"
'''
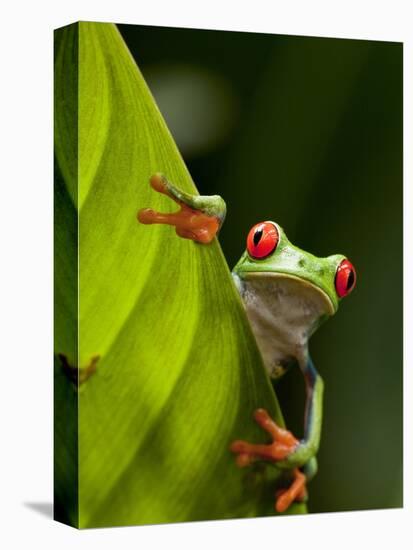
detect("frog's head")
[233,221,356,317]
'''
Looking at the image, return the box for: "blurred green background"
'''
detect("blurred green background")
[118,24,403,513]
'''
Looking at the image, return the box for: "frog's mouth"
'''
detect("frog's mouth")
[236,271,336,317]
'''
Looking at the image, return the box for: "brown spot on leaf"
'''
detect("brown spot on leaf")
[58,353,100,388]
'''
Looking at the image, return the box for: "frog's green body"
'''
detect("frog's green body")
[231,224,349,475]
[138,174,356,512]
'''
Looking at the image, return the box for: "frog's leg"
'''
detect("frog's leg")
[290,358,324,470]
[137,173,226,244]
[303,456,318,482]
[230,358,323,512]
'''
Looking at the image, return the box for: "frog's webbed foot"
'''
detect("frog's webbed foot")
[230,408,306,512]
[137,173,226,244]
[275,468,307,513]
[230,408,299,465]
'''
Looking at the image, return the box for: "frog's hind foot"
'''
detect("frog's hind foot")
[137,173,226,244]
[230,408,299,465]
[275,468,307,513]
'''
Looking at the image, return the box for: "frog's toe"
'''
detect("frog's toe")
[175,226,217,244]
[137,207,160,224]
[275,468,307,513]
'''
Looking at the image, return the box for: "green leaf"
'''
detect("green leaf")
[54,21,306,528]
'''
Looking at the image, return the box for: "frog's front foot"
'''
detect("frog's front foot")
[230,408,299,464]
[230,408,306,512]
[137,173,226,244]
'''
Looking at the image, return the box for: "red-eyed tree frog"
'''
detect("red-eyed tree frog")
[138,173,356,513]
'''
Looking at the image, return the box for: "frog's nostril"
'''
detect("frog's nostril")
[298,258,306,267]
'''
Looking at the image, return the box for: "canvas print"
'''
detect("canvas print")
[54,21,403,528]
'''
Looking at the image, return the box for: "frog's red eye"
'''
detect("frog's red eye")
[247,221,279,259]
[335,259,356,298]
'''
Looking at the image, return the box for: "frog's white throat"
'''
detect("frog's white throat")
[233,272,334,379]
